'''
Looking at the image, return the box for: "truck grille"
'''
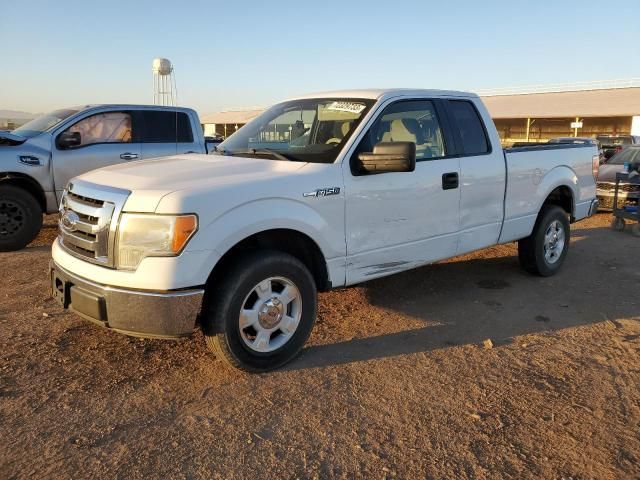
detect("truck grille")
[596,181,640,194]
[58,181,129,267]
[59,191,114,264]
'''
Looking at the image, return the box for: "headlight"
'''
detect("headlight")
[116,213,198,270]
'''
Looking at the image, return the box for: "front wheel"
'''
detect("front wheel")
[202,250,317,372]
[518,205,570,277]
[0,185,43,252]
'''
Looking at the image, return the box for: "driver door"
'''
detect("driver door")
[52,110,141,200]
[343,98,461,284]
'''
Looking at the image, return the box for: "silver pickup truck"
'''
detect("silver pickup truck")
[0,105,210,251]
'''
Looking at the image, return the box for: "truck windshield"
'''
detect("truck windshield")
[12,109,79,138]
[608,147,640,165]
[216,98,374,163]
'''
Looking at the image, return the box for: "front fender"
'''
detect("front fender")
[0,138,54,209]
[182,197,345,287]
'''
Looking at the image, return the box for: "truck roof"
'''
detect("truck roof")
[287,88,479,102]
[72,104,197,113]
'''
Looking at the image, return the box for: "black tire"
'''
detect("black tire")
[518,205,570,277]
[202,250,317,372]
[0,185,43,252]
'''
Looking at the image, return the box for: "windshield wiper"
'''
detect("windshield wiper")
[234,148,294,161]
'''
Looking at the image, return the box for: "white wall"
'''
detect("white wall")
[631,116,640,136]
[203,123,217,137]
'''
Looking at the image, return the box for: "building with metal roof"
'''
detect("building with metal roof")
[480,80,640,144]
[200,109,264,138]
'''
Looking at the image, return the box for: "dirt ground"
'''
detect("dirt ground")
[1,213,639,479]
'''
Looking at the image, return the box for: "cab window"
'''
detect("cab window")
[353,99,447,164]
[447,100,489,155]
[64,112,132,147]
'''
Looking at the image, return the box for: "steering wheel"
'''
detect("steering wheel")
[325,138,341,145]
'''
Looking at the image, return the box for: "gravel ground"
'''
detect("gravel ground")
[1,213,639,479]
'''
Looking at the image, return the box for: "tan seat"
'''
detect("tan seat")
[381,118,430,157]
[325,121,353,145]
[382,119,417,143]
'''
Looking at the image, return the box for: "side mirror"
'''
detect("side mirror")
[57,131,81,149]
[357,142,416,174]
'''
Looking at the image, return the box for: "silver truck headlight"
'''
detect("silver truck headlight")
[116,213,198,270]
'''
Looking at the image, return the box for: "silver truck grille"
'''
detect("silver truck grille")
[58,181,130,267]
[597,181,640,194]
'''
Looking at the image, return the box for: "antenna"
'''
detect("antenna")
[152,58,176,106]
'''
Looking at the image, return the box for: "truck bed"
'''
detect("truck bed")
[500,143,598,243]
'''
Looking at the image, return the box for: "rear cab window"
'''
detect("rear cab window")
[138,111,194,143]
[446,100,490,156]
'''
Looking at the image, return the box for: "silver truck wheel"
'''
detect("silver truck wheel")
[543,220,566,264]
[202,250,317,372]
[518,205,570,277]
[238,277,302,353]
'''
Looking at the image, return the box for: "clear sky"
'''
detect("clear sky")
[1,0,638,115]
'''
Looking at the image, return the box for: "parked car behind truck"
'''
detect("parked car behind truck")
[50,89,599,372]
[0,105,211,251]
[596,134,640,160]
[596,145,640,210]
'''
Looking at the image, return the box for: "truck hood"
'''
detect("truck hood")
[597,163,622,183]
[0,131,27,146]
[77,153,309,212]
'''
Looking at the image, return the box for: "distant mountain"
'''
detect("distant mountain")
[0,110,36,120]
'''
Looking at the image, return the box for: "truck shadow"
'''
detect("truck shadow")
[288,220,640,371]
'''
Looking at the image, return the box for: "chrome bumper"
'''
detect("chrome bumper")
[50,261,203,339]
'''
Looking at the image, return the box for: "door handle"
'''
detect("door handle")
[442,172,459,190]
[183,150,196,154]
[120,153,139,160]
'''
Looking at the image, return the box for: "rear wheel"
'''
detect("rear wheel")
[0,185,43,251]
[518,205,570,277]
[202,250,317,372]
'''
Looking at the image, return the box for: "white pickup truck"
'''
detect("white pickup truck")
[50,89,599,372]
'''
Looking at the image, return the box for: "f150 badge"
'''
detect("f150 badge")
[303,187,341,198]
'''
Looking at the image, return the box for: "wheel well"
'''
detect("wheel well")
[543,186,573,220]
[0,173,46,212]
[207,229,331,292]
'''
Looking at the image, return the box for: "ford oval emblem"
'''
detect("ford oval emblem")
[61,210,80,231]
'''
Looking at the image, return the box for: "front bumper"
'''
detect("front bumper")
[596,192,639,211]
[50,261,204,339]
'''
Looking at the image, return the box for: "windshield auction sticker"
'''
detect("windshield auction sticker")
[325,102,366,114]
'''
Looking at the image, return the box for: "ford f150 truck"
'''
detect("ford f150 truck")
[0,105,211,251]
[50,89,599,372]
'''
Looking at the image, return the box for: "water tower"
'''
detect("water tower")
[152,58,176,106]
